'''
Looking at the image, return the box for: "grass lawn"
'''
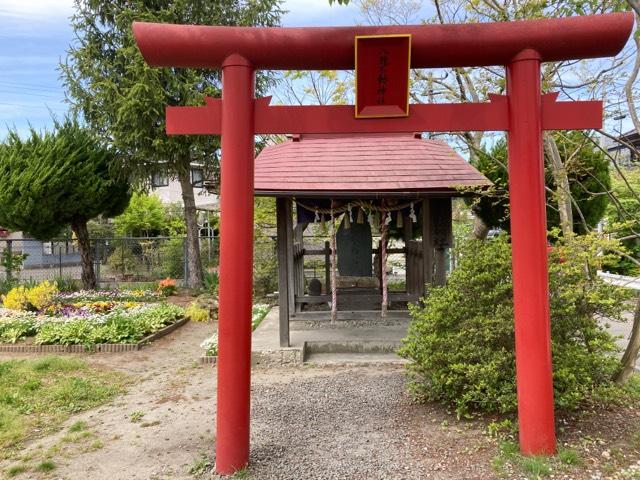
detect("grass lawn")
[0,356,128,459]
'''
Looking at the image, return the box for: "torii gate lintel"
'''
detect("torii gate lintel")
[164,93,603,135]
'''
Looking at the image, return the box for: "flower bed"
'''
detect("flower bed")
[0,281,185,349]
[54,289,164,303]
[0,303,184,346]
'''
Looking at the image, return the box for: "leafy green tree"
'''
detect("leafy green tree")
[162,203,188,236]
[61,0,283,288]
[471,131,611,234]
[0,120,131,289]
[605,168,640,274]
[113,193,187,237]
[113,193,166,237]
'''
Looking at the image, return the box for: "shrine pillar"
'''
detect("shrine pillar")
[215,55,255,474]
[507,49,556,455]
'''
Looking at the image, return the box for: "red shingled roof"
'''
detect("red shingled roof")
[254,133,491,198]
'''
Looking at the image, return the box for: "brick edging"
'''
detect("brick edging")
[200,355,218,364]
[0,317,189,354]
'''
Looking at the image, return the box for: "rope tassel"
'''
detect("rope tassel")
[409,202,417,223]
[357,207,364,224]
[397,211,403,229]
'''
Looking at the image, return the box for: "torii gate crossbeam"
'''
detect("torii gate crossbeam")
[133,12,634,475]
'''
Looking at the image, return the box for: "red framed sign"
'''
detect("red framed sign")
[355,34,411,118]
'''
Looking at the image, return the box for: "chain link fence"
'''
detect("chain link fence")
[0,236,277,293]
[0,236,221,288]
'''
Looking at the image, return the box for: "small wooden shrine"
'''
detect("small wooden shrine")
[255,132,490,347]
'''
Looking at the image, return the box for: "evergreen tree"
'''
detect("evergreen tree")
[0,120,131,289]
[60,0,283,288]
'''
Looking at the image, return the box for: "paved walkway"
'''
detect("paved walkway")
[599,271,640,290]
[252,307,410,363]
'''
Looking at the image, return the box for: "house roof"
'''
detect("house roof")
[254,133,491,198]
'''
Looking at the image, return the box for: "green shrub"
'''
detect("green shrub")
[107,244,139,278]
[185,303,210,322]
[53,276,79,292]
[113,193,166,237]
[158,238,184,279]
[200,239,219,269]
[203,270,219,294]
[399,233,633,416]
[253,238,277,298]
[0,279,18,296]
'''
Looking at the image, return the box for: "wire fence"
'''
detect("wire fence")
[0,236,221,288]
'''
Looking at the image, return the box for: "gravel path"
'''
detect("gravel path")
[213,366,494,480]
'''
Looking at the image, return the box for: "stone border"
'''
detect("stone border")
[0,317,189,354]
[251,347,304,367]
[200,355,218,365]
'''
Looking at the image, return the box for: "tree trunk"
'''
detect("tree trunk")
[178,166,204,288]
[614,294,640,384]
[544,133,574,237]
[71,218,96,290]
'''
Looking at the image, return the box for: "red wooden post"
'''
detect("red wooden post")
[507,49,556,455]
[215,55,255,474]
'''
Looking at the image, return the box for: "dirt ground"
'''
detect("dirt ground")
[2,319,640,480]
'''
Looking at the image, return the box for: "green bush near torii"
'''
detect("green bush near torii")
[399,233,635,417]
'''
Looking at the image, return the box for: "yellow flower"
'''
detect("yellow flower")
[26,281,58,311]
[2,286,29,311]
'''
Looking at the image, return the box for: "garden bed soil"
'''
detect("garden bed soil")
[0,317,189,354]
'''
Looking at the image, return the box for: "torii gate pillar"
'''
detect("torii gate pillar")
[507,50,555,454]
[216,56,255,474]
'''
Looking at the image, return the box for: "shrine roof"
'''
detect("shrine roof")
[254,133,491,199]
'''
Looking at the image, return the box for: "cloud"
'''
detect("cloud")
[282,0,359,26]
[0,0,74,21]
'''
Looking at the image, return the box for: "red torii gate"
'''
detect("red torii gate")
[133,12,633,475]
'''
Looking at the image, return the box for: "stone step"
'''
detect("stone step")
[292,310,411,322]
[304,339,402,354]
[304,352,408,365]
